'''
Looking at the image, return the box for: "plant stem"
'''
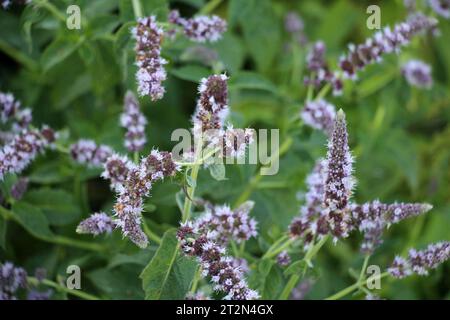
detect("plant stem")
[358,255,370,285]
[279,274,299,300]
[262,237,295,260]
[325,272,389,300]
[132,0,143,18]
[315,83,331,100]
[233,136,293,207]
[200,0,223,14]
[28,277,100,300]
[189,266,202,294]
[304,235,329,265]
[0,39,38,71]
[134,151,140,163]
[142,220,162,244]
[35,0,66,22]
[181,139,203,222]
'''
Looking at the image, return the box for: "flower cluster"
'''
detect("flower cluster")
[70,139,113,168]
[76,212,116,236]
[121,91,147,152]
[429,0,450,18]
[0,127,55,181]
[168,10,227,43]
[322,110,355,239]
[195,201,258,245]
[350,201,432,253]
[289,159,329,247]
[103,150,179,247]
[300,99,336,136]
[177,223,259,300]
[402,59,433,89]
[0,91,32,132]
[192,74,253,159]
[132,16,167,100]
[388,242,450,278]
[339,14,438,79]
[0,262,51,300]
[277,251,291,266]
[284,11,307,45]
[304,42,343,96]
[0,262,27,300]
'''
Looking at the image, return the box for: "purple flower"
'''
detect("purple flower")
[388,242,450,278]
[169,10,227,43]
[121,91,147,152]
[70,139,113,167]
[27,289,52,300]
[277,251,291,266]
[177,223,259,300]
[0,127,55,181]
[106,150,179,247]
[339,14,438,79]
[0,92,32,131]
[186,291,211,300]
[102,153,132,191]
[76,212,116,236]
[402,59,433,88]
[195,201,258,245]
[323,110,354,239]
[0,261,28,300]
[429,0,450,18]
[290,278,314,300]
[132,16,167,101]
[301,99,336,136]
[284,12,304,33]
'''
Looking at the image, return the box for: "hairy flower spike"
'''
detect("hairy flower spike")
[301,99,336,136]
[177,223,259,300]
[102,154,131,191]
[121,91,147,152]
[0,127,55,181]
[323,110,354,239]
[76,212,116,236]
[388,242,450,278]
[429,0,450,18]
[133,16,167,100]
[402,60,433,88]
[70,139,113,168]
[339,14,438,79]
[169,10,227,43]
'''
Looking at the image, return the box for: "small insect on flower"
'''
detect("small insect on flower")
[402,59,433,89]
[76,212,116,236]
[121,91,147,152]
[388,241,450,278]
[428,0,450,18]
[132,16,167,101]
[168,10,227,43]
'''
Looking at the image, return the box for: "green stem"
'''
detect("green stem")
[0,39,38,71]
[304,235,329,265]
[199,0,223,14]
[189,266,202,294]
[358,255,370,285]
[315,83,331,100]
[34,0,66,22]
[279,274,300,300]
[325,272,389,300]
[132,0,144,18]
[262,238,295,260]
[181,140,203,222]
[134,151,140,163]
[28,277,100,300]
[142,220,162,244]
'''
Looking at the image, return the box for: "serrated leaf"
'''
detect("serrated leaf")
[23,189,81,226]
[140,229,197,300]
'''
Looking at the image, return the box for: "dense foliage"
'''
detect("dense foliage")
[1,0,449,300]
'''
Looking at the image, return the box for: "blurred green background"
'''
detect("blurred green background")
[0,0,449,299]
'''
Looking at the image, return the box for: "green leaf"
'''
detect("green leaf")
[41,34,84,71]
[170,65,211,82]
[284,260,308,277]
[22,189,81,226]
[140,229,197,300]
[11,202,54,240]
[208,163,227,181]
